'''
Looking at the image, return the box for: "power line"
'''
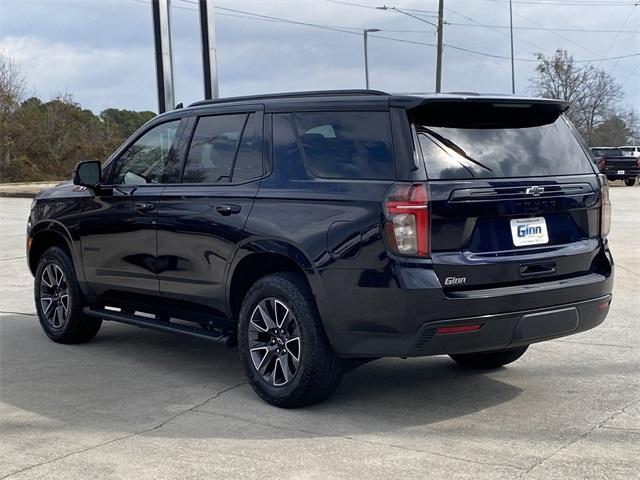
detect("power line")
[600,2,639,70]
[444,6,555,55]
[447,22,639,34]
[132,0,640,67]
[214,6,640,63]
[475,0,638,5]
[609,24,640,75]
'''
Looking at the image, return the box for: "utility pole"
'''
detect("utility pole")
[151,0,175,113]
[378,5,443,93]
[435,0,444,93]
[509,0,515,94]
[199,0,219,99]
[363,28,381,89]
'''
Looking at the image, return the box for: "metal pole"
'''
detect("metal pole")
[364,30,370,89]
[199,0,219,99]
[151,0,175,113]
[509,0,515,94]
[363,28,380,89]
[435,0,444,93]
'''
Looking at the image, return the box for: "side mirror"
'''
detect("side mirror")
[73,161,101,188]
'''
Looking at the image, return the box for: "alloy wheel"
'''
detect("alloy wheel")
[39,263,69,329]
[248,298,301,387]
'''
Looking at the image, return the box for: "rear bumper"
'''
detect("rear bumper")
[329,294,611,357]
[602,168,639,179]
[320,248,613,357]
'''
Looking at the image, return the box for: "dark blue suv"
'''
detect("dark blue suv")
[27,90,613,407]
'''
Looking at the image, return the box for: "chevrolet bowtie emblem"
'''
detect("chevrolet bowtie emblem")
[525,186,545,196]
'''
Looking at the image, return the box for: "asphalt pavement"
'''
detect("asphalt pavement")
[1,185,639,479]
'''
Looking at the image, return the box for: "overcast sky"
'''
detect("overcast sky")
[0,0,638,114]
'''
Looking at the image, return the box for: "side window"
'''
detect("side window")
[292,111,394,180]
[273,113,308,180]
[182,114,246,184]
[232,112,263,183]
[112,120,180,185]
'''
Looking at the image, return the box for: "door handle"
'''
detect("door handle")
[134,202,155,213]
[215,204,242,216]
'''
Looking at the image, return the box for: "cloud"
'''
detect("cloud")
[0,35,156,112]
[0,0,637,113]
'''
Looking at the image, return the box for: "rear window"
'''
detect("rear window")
[416,114,594,179]
[601,149,624,157]
[292,111,394,180]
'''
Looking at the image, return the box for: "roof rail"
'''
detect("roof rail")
[188,89,388,107]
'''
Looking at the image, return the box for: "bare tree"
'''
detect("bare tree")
[0,54,26,179]
[0,54,25,107]
[530,49,624,144]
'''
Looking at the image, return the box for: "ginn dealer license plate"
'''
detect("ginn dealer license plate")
[510,217,549,247]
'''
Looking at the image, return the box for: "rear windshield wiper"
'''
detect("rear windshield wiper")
[420,128,493,172]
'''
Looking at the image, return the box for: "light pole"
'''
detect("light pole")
[436,0,444,93]
[509,0,515,94]
[363,28,381,89]
[151,0,175,113]
[199,0,219,99]
[377,5,444,92]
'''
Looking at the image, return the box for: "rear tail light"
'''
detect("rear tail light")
[598,174,611,238]
[636,158,640,168]
[384,183,430,257]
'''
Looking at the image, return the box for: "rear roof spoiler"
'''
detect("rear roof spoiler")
[390,94,570,113]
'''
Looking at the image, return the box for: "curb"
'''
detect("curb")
[0,192,39,198]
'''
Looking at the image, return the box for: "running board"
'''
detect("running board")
[83,307,236,346]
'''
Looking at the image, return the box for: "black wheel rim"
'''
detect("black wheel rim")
[39,263,69,329]
[248,298,301,387]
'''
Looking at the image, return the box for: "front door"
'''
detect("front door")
[80,118,182,301]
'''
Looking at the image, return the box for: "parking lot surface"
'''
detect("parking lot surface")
[1,186,639,480]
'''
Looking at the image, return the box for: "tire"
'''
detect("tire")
[34,246,102,344]
[449,345,529,369]
[238,272,343,408]
[625,178,636,186]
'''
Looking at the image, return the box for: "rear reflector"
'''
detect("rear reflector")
[436,324,482,335]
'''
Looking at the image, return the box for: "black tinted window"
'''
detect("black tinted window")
[112,120,179,185]
[417,116,593,179]
[602,148,624,157]
[232,113,263,182]
[292,112,394,180]
[273,114,307,180]
[183,114,246,183]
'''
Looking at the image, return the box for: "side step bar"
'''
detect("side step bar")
[83,307,236,346]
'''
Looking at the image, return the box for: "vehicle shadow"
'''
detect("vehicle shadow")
[1,316,523,440]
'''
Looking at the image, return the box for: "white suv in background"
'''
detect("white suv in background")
[620,146,640,157]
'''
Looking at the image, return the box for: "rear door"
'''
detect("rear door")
[156,107,264,315]
[413,101,602,291]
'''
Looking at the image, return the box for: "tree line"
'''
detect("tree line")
[0,55,155,182]
[1,50,638,183]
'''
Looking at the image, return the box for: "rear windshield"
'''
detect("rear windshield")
[416,114,594,179]
[600,149,624,157]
